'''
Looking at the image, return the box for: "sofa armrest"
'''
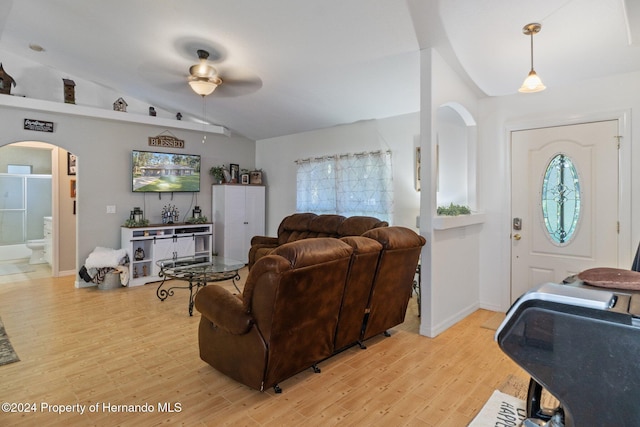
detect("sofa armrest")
[195,285,254,335]
[250,235,278,246]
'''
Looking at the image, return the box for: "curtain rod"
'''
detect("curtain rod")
[295,149,391,164]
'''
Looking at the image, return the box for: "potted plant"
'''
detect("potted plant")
[209,165,226,184]
[436,203,471,216]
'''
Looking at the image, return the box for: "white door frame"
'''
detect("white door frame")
[502,109,631,310]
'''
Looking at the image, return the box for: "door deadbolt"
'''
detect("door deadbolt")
[513,218,522,230]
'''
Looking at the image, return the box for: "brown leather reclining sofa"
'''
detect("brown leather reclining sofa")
[195,225,425,393]
[247,212,389,269]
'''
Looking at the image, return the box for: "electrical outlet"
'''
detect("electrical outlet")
[106,205,116,214]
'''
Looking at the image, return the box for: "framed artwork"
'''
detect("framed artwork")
[67,152,77,175]
[241,173,250,185]
[70,179,76,198]
[229,164,239,183]
[250,170,263,185]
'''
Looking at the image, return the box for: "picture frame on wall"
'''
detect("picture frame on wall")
[67,152,77,175]
[229,164,239,183]
[70,179,76,198]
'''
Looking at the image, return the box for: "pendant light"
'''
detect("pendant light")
[519,23,546,93]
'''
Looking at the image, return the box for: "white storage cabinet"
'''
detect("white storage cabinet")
[211,184,265,264]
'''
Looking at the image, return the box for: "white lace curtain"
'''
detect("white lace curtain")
[296,150,393,223]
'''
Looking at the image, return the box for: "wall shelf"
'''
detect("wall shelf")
[0,94,230,136]
[433,212,486,230]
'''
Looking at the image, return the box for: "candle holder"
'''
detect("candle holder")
[162,204,179,224]
[124,206,148,227]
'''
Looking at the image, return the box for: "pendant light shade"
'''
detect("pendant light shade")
[189,78,221,96]
[519,23,546,93]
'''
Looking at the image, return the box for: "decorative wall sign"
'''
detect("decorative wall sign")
[24,118,54,132]
[148,134,185,148]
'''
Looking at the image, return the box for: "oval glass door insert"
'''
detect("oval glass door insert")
[541,153,581,244]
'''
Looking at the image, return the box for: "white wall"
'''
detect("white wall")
[0,48,257,284]
[0,106,255,284]
[419,49,482,337]
[477,70,640,312]
[255,113,421,234]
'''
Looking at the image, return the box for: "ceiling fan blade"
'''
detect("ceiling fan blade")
[213,70,263,98]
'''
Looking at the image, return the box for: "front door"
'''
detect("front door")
[510,120,619,302]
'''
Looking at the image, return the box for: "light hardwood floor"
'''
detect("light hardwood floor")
[0,265,526,426]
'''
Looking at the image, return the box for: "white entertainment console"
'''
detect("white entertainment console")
[121,223,212,287]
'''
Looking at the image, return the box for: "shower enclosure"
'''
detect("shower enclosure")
[0,173,52,260]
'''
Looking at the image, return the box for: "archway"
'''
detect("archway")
[0,141,77,277]
[435,102,477,211]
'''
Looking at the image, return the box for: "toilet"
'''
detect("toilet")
[26,239,46,264]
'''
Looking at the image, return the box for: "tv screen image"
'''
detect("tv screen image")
[132,150,201,192]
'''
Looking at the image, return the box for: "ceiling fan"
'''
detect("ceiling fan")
[188,49,223,96]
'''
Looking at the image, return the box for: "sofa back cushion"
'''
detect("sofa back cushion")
[334,236,383,351]
[244,237,353,388]
[338,216,388,236]
[307,214,345,237]
[276,213,387,246]
[360,226,426,340]
[276,212,317,245]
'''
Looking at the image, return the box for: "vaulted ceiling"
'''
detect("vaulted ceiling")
[1,0,638,140]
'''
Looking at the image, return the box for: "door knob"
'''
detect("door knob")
[513,234,522,241]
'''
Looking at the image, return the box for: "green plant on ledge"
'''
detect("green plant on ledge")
[186,216,209,224]
[437,203,471,216]
[123,218,149,227]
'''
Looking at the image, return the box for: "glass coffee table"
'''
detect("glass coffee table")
[156,255,245,316]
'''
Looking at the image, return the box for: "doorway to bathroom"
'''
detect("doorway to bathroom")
[0,141,77,278]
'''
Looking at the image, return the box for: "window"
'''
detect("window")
[541,153,581,245]
[296,150,393,223]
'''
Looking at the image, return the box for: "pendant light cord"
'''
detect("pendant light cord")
[201,95,207,143]
[530,32,535,71]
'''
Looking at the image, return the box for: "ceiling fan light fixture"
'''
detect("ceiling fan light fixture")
[189,62,217,79]
[188,49,223,96]
[189,76,222,96]
[518,22,546,93]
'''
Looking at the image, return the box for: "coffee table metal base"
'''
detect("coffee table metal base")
[156,271,241,316]
[155,256,244,316]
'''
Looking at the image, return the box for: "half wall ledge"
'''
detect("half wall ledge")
[432,212,486,230]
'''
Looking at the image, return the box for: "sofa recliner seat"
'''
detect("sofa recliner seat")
[195,237,354,392]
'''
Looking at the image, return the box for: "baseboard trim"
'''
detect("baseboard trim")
[420,302,480,338]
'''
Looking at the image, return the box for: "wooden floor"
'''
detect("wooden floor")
[0,264,526,426]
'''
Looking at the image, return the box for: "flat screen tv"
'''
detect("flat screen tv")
[132,150,201,192]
